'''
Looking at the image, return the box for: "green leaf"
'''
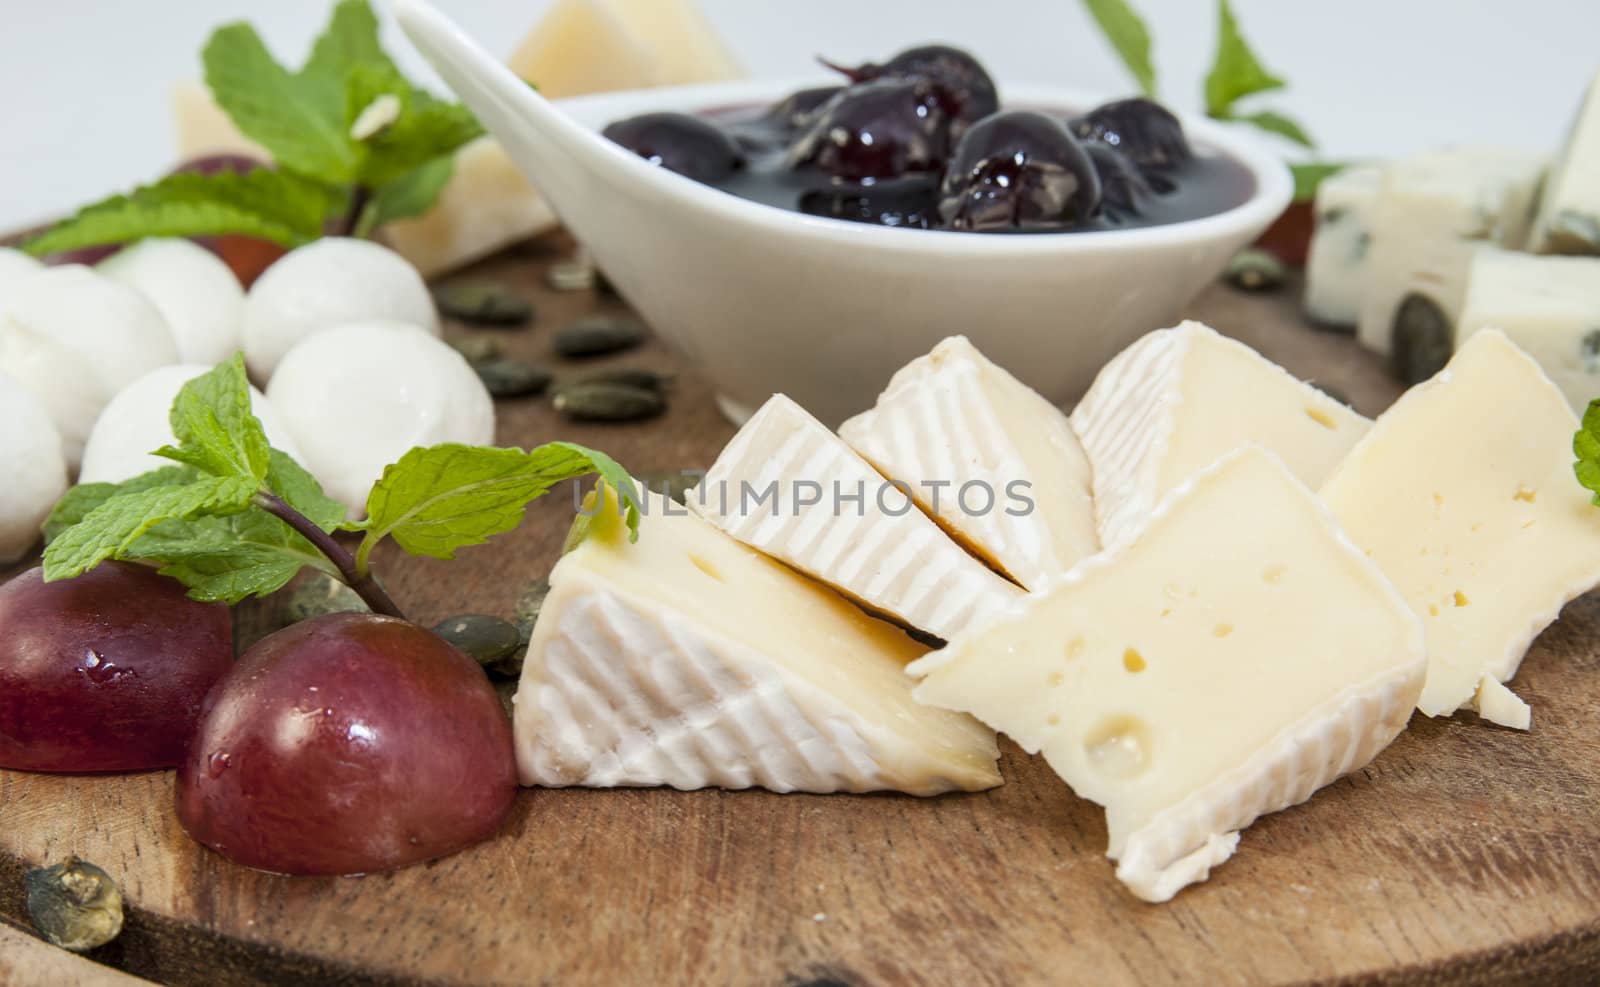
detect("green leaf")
[1574,400,1600,506]
[42,476,259,582]
[41,467,195,543]
[22,169,335,256]
[1081,0,1158,98]
[1291,161,1347,201]
[299,0,392,112]
[266,448,347,531]
[1204,0,1287,118]
[355,441,639,566]
[204,21,359,180]
[365,155,456,229]
[1233,109,1315,149]
[345,64,483,186]
[135,510,340,604]
[154,355,271,483]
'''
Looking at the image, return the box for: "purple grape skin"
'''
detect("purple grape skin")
[822,44,999,134]
[938,111,1102,232]
[602,112,745,183]
[1070,98,1191,172]
[788,78,955,181]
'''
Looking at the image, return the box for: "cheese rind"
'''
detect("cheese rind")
[910,447,1425,901]
[1070,321,1370,551]
[1529,69,1600,256]
[1304,165,1382,328]
[1322,330,1600,719]
[514,486,1001,794]
[691,395,1025,640]
[838,336,1098,590]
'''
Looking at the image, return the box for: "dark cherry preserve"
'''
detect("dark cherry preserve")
[602,45,1256,235]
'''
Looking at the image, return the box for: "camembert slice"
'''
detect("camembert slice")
[514,485,1001,794]
[1070,321,1370,551]
[838,336,1098,590]
[690,394,1026,640]
[1322,330,1600,724]
[910,447,1425,901]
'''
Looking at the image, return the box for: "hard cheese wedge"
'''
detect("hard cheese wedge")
[1530,68,1600,255]
[838,336,1098,590]
[690,394,1026,641]
[1303,164,1382,328]
[507,0,742,95]
[910,447,1426,902]
[514,484,1001,794]
[1070,321,1370,551]
[1322,330,1600,726]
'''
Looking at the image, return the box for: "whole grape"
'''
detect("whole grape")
[1070,98,1191,172]
[1084,142,1154,219]
[938,111,1102,232]
[602,112,745,183]
[822,44,999,133]
[789,78,955,181]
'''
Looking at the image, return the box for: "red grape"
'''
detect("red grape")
[176,612,517,875]
[0,563,233,773]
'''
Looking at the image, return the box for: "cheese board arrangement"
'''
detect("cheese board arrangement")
[2,0,1600,984]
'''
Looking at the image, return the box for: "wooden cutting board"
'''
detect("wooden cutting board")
[2,236,1598,987]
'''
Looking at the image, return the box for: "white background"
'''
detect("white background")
[1,0,1596,231]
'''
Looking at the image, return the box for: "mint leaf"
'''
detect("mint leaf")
[22,169,334,256]
[1204,0,1286,118]
[366,155,456,230]
[1291,161,1346,201]
[1234,109,1315,149]
[155,355,271,483]
[42,476,259,581]
[345,64,483,186]
[355,442,639,565]
[266,449,346,531]
[1082,0,1158,98]
[136,511,340,604]
[299,0,392,113]
[41,467,195,543]
[1574,400,1600,506]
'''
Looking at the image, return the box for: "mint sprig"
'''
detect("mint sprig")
[1082,0,1157,99]
[1573,400,1600,506]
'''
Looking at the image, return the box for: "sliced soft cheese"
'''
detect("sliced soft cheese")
[1303,165,1382,328]
[910,446,1425,902]
[507,0,742,96]
[838,336,1098,590]
[514,484,1001,794]
[1356,147,1545,358]
[1322,330,1600,723]
[689,394,1026,640]
[1455,246,1600,412]
[1529,68,1600,255]
[1070,321,1370,551]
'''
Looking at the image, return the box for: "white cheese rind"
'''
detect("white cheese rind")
[838,336,1098,590]
[1529,69,1600,256]
[1070,321,1369,551]
[691,394,1025,640]
[911,447,1425,902]
[1455,246,1600,412]
[515,487,1001,794]
[1304,165,1382,328]
[1322,330,1600,719]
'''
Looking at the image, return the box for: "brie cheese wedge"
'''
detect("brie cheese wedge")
[514,484,1002,794]
[839,336,1098,590]
[910,447,1426,902]
[1322,330,1600,724]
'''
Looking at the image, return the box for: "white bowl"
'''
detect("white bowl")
[398,0,1293,426]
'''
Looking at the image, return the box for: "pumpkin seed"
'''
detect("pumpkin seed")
[433,614,522,666]
[1223,248,1287,292]
[554,316,647,358]
[26,858,124,953]
[475,358,553,398]
[449,335,502,366]
[546,259,596,292]
[553,383,664,422]
[637,468,703,504]
[1390,293,1454,385]
[434,280,533,326]
[571,367,672,393]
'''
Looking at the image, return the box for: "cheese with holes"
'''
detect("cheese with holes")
[1070,321,1370,551]
[507,0,742,95]
[689,394,1025,640]
[513,484,1001,794]
[1530,68,1600,255]
[1304,165,1382,328]
[1322,330,1600,724]
[838,336,1098,590]
[910,447,1425,902]
[1455,247,1600,413]
[1356,147,1545,357]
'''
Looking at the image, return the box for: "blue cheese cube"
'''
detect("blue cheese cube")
[1456,246,1600,411]
[1303,165,1382,328]
[1529,69,1600,255]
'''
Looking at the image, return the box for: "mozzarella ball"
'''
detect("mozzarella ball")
[241,238,439,381]
[267,322,494,517]
[0,248,42,298]
[0,369,68,563]
[79,364,304,485]
[99,239,244,365]
[0,266,180,466]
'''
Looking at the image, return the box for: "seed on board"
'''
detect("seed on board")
[554,316,647,358]
[553,383,665,422]
[433,614,523,666]
[25,858,124,953]
[1390,293,1454,385]
[1223,248,1287,292]
[571,367,672,394]
[449,335,502,366]
[433,280,533,326]
[637,468,703,505]
[475,358,554,399]
[545,259,596,292]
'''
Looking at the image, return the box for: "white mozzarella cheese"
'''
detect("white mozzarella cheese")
[1322,330,1600,723]
[514,484,1002,794]
[1303,165,1382,328]
[838,336,1098,590]
[1529,68,1600,255]
[1070,321,1370,551]
[689,394,1026,641]
[909,447,1426,902]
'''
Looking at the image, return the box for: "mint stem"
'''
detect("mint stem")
[340,185,373,238]
[254,491,405,619]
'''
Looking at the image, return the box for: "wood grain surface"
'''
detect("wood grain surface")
[2,237,1598,986]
